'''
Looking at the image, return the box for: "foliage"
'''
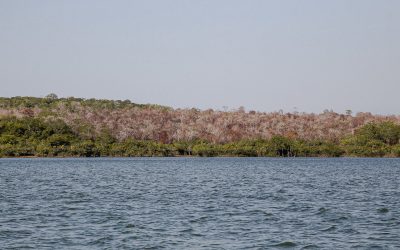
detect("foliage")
[2,96,399,145]
[1,96,400,157]
[339,121,400,157]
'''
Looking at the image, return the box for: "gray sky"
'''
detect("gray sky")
[1,0,399,114]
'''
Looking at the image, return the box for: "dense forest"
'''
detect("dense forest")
[1,95,400,157]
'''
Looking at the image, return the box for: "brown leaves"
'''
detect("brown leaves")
[5,98,400,143]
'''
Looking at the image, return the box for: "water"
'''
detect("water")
[0,158,399,249]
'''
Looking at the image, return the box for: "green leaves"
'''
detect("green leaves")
[1,115,400,158]
[339,122,400,157]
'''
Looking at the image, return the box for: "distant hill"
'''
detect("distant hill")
[1,95,398,143]
[1,95,400,157]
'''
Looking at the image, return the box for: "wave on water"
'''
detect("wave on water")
[271,241,297,248]
[1,158,400,249]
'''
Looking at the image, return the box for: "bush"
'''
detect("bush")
[1,115,400,157]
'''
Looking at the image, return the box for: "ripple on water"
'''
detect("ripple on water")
[328,216,349,223]
[377,207,389,213]
[316,207,328,215]
[1,158,400,249]
[125,223,135,228]
[301,244,320,249]
[189,216,208,224]
[271,241,297,248]
[321,225,336,232]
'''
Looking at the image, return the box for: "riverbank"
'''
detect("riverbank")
[2,96,400,158]
[1,116,400,158]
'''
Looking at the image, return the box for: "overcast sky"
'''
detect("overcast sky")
[1,0,399,114]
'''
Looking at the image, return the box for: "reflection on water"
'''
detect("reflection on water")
[0,158,399,249]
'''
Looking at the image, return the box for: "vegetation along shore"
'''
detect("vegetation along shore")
[1,95,400,157]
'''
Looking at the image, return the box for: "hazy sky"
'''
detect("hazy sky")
[1,1,399,114]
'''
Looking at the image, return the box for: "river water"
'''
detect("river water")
[0,158,399,249]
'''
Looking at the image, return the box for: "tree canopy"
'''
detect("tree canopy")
[1,96,400,157]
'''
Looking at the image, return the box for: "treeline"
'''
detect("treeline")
[2,95,400,144]
[1,116,400,157]
[0,94,163,110]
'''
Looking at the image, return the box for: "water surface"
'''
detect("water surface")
[1,158,399,249]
